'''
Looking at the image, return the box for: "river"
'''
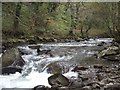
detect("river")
[0,38,117,89]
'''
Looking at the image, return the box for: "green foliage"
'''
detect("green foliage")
[2,2,120,41]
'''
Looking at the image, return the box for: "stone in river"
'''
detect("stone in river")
[1,66,23,75]
[93,64,103,69]
[97,46,119,59]
[46,61,69,74]
[48,74,70,87]
[2,48,24,67]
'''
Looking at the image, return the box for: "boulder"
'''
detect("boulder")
[1,66,23,75]
[48,74,70,87]
[46,62,69,74]
[37,48,54,57]
[72,65,88,72]
[97,46,119,59]
[1,48,23,67]
[11,56,25,67]
[97,41,107,46]
[93,64,103,69]
[103,54,120,61]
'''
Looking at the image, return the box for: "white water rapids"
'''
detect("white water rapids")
[0,38,113,89]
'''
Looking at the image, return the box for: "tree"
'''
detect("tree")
[13,2,22,32]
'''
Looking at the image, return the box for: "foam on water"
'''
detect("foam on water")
[0,69,78,89]
[35,38,113,47]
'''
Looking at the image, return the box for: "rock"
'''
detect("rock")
[48,74,70,87]
[97,41,106,46]
[35,36,44,42]
[75,37,83,42]
[28,45,42,49]
[51,38,57,42]
[103,54,120,61]
[104,83,120,90]
[46,62,69,74]
[72,65,88,72]
[17,39,26,43]
[26,39,36,44]
[37,48,54,57]
[70,79,83,88]
[97,46,119,59]
[11,56,25,67]
[1,66,23,75]
[1,48,22,67]
[99,78,113,85]
[33,85,50,90]
[93,64,103,69]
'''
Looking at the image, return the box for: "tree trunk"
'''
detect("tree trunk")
[13,2,22,31]
[118,2,120,33]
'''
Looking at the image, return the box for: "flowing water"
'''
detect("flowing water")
[0,38,117,89]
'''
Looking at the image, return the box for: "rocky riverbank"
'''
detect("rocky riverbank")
[32,64,120,90]
[1,36,85,52]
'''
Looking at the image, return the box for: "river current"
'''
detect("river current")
[0,38,115,89]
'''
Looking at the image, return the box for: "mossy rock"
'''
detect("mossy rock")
[46,61,69,74]
[48,74,70,87]
[1,48,23,67]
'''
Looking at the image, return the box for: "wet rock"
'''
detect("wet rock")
[97,46,120,61]
[93,64,103,69]
[11,56,25,67]
[48,74,70,87]
[46,62,69,74]
[103,54,120,61]
[104,83,120,90]
[97,41,106,46]
[37,48,53,57]
[33,85,50,90]
[1,66,23,75]
[1,48,22,67]
[72,65,88,72]
[97,46,119,57]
